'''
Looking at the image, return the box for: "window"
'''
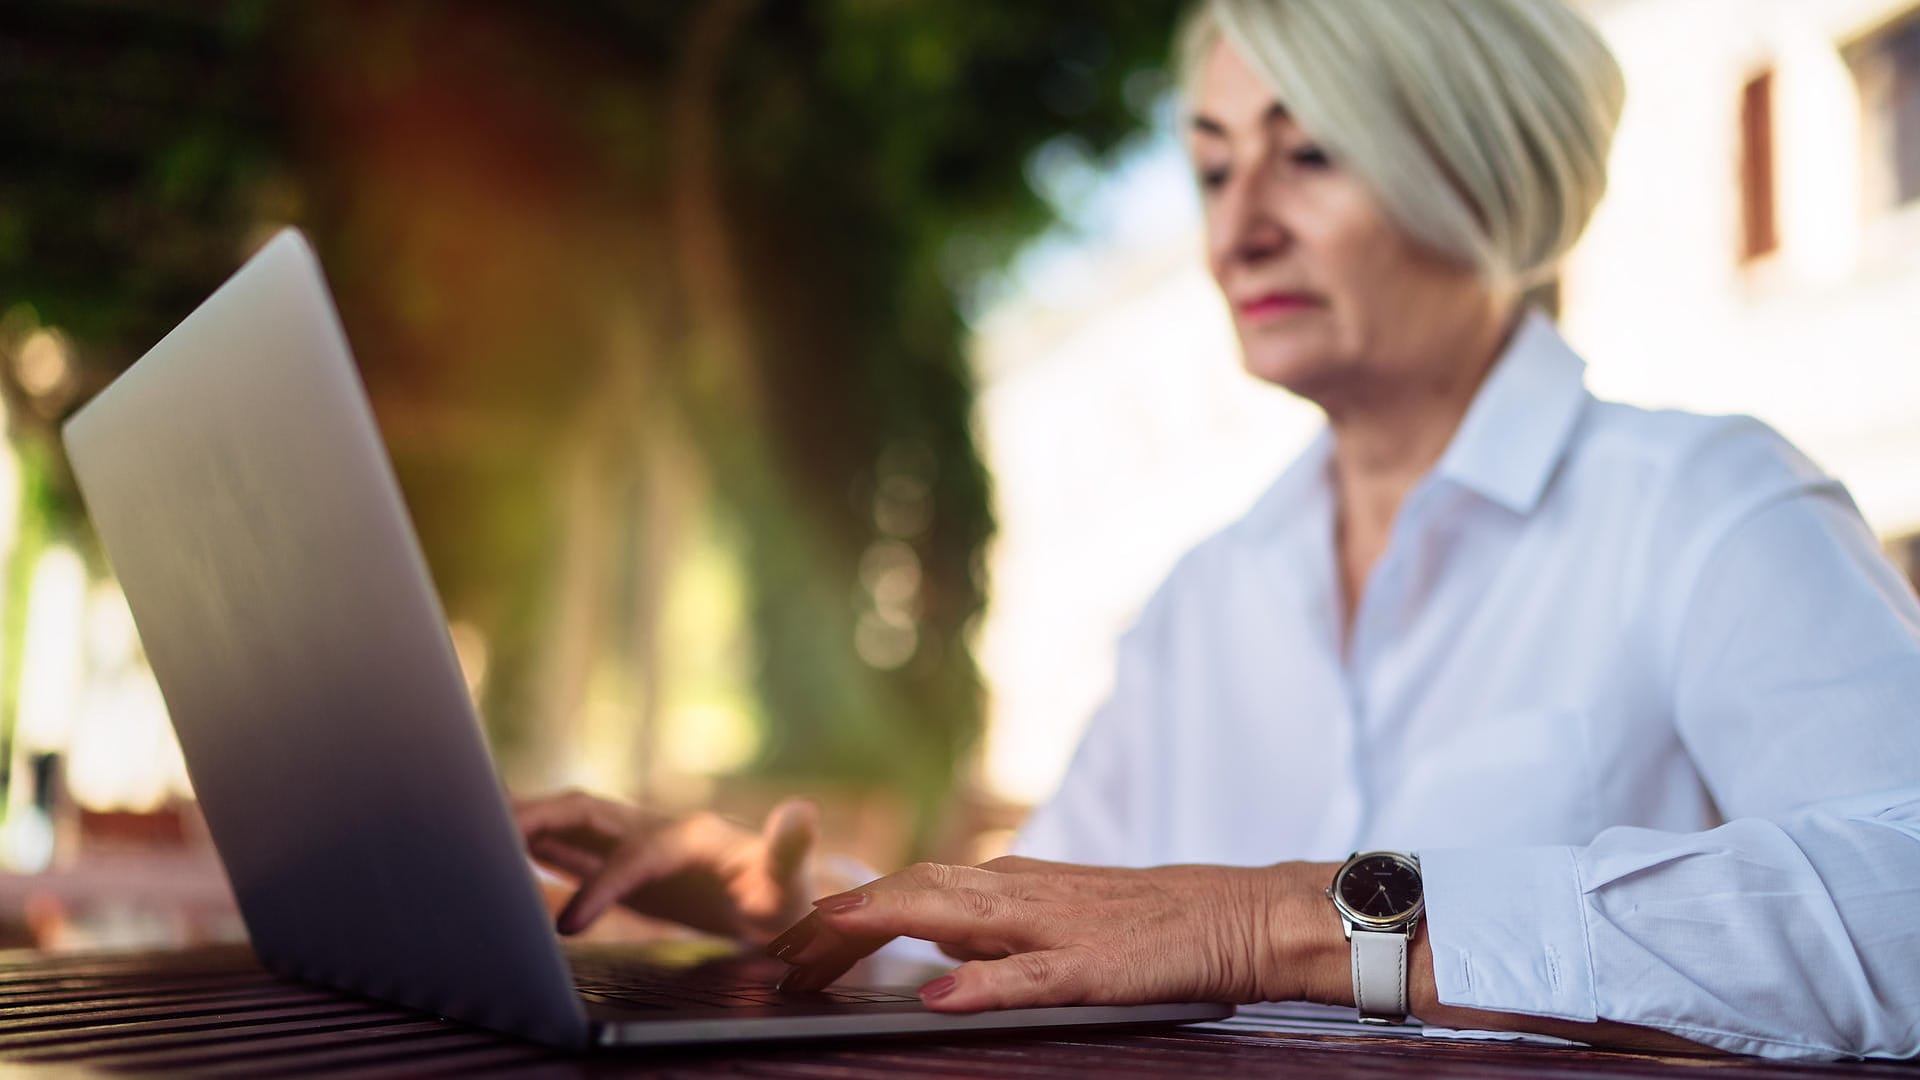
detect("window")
[1738,71,1778,260]
[1849,10,1920,214]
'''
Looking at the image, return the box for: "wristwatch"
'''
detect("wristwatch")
[1326,850,1424,1024]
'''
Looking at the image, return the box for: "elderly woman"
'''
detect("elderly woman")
[517,0,1920,1059]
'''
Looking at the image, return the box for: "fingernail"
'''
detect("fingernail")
[778,966,824,993]
[765,917,818,961]
[919,975,957,1002]
[813,891,868,914]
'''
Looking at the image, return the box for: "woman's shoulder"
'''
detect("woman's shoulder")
[1574,401,1832,514]
[1573,403,1854,613]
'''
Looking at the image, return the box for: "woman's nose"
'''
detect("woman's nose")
[1212,168,1290,269]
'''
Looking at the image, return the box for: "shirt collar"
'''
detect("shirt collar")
[1235,308,1589,547]
[1431,308,1590,516]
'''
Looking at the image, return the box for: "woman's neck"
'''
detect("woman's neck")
[1327,305,1521,632]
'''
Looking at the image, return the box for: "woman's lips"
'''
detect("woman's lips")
[1237,292,1320,320]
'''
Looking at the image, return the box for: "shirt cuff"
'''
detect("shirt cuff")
[1418,845,1598,1022]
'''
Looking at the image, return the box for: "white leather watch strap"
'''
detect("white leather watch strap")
[1349,928,1409,1023]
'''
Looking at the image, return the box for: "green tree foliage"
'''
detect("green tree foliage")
[0,0,1186,856]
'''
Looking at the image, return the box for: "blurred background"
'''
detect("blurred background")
[1,0,1917,953]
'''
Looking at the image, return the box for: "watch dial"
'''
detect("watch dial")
[1338,854,1422,919]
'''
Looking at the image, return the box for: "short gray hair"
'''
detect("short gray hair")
[1178,0,1625,290]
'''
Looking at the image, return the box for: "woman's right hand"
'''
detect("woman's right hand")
[513,789,820,945]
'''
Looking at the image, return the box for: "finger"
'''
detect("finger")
[938,941,1005,963]
[769,864,959,982]
[512,789,592,833]
[918,948,1097,1013]
[776,866,1039,991]
[765,910,825,965]
[528,837,603,881]
[978,854,1084,875]
[770,915,893,993]
[532,825,628,862]
[797,860,1012,922]
[761,798,818,892]
[977,855,1043,873]
[879,861,1016,896]
[513,789,634,847]
[972,855,1089,902]
[554,829,698,935]
[812,884,1044,957]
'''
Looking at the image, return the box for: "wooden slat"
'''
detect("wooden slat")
[34,1022,485,1071]
[0,946,1915,1078]
[0,972,277,1003]
[0,1002,376,1051]
[5,1009,432,1060]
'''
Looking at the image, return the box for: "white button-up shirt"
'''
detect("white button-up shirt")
[1010,310,1920,1059]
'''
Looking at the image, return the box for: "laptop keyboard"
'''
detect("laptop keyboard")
[567,947,922,1011]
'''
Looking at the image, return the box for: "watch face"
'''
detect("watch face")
[1337,853,1422,921]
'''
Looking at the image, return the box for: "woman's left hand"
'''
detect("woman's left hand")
[766,856,1330,1011]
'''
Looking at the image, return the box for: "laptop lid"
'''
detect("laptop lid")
[62,229,592,1049]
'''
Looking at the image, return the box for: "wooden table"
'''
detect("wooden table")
[1,945,1914,1078]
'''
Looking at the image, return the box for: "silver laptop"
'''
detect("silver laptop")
[60,228,1232,1051]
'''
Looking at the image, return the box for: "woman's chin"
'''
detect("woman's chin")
[1237,346,1338,398]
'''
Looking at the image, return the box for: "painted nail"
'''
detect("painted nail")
[778,966,824,993]
[919,975,957,1002]
[813,891,868,915]
[765,917,818,961]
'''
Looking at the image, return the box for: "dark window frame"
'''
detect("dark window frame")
[1847,8,1920,216]
[1739,70,1779,261]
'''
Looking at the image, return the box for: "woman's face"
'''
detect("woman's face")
[1188,40,1497,409]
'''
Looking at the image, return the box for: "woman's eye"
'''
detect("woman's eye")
[1289,145,1331,169]
[1198,166,1230,191]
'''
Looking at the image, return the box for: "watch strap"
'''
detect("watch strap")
[1349,928,1409,1023]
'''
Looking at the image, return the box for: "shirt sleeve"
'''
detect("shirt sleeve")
[1422,427,1920,1060]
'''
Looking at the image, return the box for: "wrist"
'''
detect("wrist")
[1252,861,1349,1004]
